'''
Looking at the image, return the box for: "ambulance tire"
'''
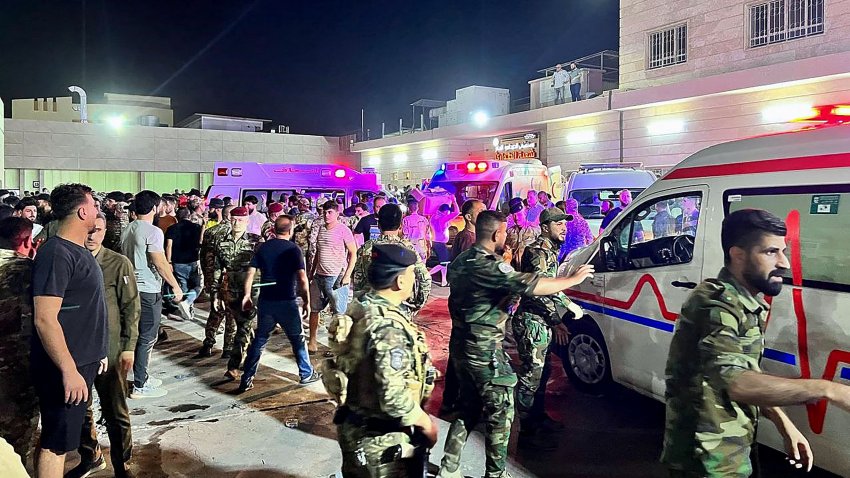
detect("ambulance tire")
[558,319,613,395]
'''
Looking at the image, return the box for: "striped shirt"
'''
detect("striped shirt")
[315,222,356,277]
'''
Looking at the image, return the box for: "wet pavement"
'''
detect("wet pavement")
[70,286,840,478]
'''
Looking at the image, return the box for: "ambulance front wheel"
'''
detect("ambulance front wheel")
[558,319,613,394]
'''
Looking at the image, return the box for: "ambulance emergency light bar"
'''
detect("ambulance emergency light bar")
[764,104,850,124]
[216,166,348,178]
[439,161,502,173]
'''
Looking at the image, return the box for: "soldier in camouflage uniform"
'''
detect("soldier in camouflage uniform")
[513,207,585,445]
[216,207,261,380]
[102,191,129,253]
[260,202,285,242]
[198,205,236,357]
[438,211,594,478]
[504,198,539,269]
[0,218,38,468]
[662,209,850,477]
[292,197,319,263]
[323,244,438,477]
[352,203,431,315]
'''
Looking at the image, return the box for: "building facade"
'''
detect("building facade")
[353,0,850,189]
[11,93,175,127]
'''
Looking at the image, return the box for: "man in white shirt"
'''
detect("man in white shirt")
[551,63,569,105]
[243,195,267,236]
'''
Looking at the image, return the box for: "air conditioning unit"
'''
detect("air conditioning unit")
[278,125,290,134]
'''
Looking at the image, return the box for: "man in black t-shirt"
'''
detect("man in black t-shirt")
[165,208,203,317]
[237,215,317,392]
[353,196,386,243]
[31,183,108,478]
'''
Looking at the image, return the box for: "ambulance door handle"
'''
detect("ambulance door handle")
[671,281,697,290]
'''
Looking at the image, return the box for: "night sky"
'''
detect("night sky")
[0,0,619,136]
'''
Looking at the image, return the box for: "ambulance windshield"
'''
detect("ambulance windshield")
[570,188,645,219]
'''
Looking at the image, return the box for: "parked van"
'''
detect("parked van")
[205,162,382,211]
[421,159,561,215]
[558,118,850,475]
[564,162,657,235]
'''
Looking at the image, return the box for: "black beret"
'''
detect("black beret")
[106,191,125,202]
[208,198,225,208]
[371,243,417,269]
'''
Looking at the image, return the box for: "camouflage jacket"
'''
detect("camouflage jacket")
[103,210,129,253]
[515,235,571,326]
[260,220,276,242]
[504,220,539,269]
[661,268,768,477]
[292,211,319,260]
[213,231,261,295]
[200,221,231,288]
[326,292,434,426]
[352,234,431,314]
[34,220,60,245]
[0,249,34,397]
[447,245,539,382]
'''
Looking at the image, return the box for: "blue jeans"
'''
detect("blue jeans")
[570,82,582,102]
[173,262,201,306]
[315,274,349,314]
[133,292,162,388]
[241,299,313,385]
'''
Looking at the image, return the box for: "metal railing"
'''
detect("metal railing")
[537,50,620,86]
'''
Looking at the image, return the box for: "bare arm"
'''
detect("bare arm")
[149,251,182,297]
[531,265,594,296]
[341,239,357,284]
[165,238,173,263]
[729,371,835,407]
[297,269,310,315]
[33,296,75,374]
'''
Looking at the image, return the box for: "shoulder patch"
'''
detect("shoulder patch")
[498,262,515,274]
[389,347,405,371]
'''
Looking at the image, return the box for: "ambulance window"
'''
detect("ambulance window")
[725,186,850,292]
[605,192,702,271]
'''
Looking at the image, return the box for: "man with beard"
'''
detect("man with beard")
[102,191,129,253]
[513,207,586,448]
[662,209,850,478]
[438,210,593,478]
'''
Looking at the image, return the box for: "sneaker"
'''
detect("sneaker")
[237,379,254,393]
[130,384,168,399]
[145,377,163,388]
[65,454,107,478]
[299,371,321,385]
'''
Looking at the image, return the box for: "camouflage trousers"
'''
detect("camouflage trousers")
[336,423,425,477]
[203,293,237,350]
[440,359,515,478]
[225,295,257,371]
[512,313,553,426]
[0,379,39,468]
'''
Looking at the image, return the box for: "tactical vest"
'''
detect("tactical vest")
[322,297,434,409]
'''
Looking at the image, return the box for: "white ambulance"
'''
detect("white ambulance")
[558,108,850,475]
[421,159,562,215]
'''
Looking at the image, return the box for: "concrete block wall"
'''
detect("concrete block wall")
[619,0,850,89]
[3,118,355,191]
[545,111,622,172]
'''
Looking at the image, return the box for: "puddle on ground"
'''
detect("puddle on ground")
[148,415,197,426]
[167,404,210,413]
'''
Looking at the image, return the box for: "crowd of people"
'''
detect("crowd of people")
[3,180,846,478]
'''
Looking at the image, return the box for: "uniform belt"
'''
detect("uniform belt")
[334,406,405,434]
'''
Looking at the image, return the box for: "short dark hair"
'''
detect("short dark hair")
[476,210,506,239]
[176,207,191,221]
[321,200,339,212]
[243,195,259,205]
[36,193,51,202]
[354,202,368,211]
[274,215,294,235]
[721,209,787,264]
[15,196,37,211]
[51,183,93,221]
[3,196,19,207]
[0,217,33,250]
[461,199,482,218]
[133,190,162,215]
[438,204,451,213]
[0,205,13,220]
[378,204,403,231]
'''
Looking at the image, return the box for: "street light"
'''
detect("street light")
[472,111,489,127]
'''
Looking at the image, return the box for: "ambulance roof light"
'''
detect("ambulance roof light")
[788,104,850,124]
[334,169,346,178]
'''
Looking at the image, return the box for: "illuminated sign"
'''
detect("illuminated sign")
[495,132,540,161]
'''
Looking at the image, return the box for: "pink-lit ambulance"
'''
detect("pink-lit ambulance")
[205,162,382,211]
